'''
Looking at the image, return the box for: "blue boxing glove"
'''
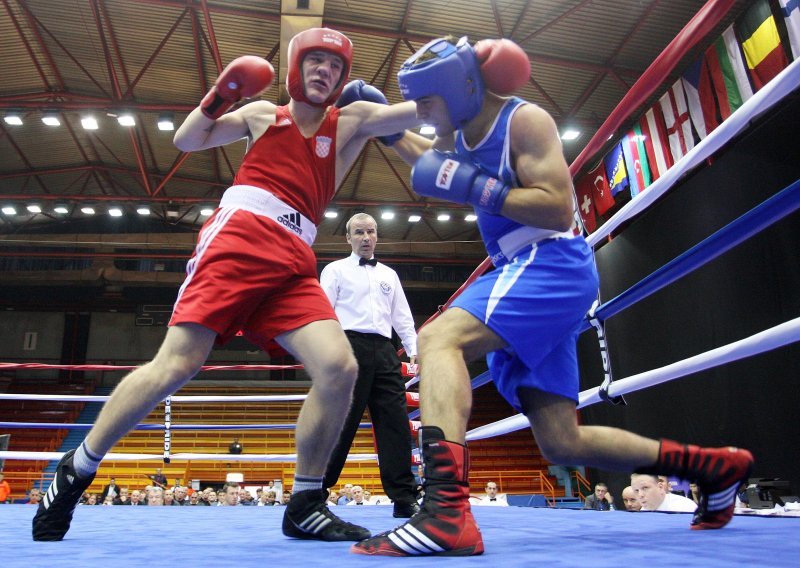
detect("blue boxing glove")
[335,80,403,146]
[411,150,511,215]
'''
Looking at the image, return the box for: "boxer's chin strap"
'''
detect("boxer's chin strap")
[587,299,627,406]
[163,395,172,464]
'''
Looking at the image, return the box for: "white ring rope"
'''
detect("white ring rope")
[586,57,800,248]
[0,393,309,402]
[2,318,797,462]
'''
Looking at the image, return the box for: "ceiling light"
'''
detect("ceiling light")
[1,206,17,215]
[408,214,421,223]
[81,116,99,130]
[158,113,174,131]
[81,206,96,215]
[4,112,23,126]
[199,207,214,216]
[324,210,338,219]
[26,204,42,214]
[108,206,123,217]
[437,213,451,221]
[166,205,180,218]
[54,204,69,214]
[117,112,136,127]
[419,125,435,136]
[136,206,151,216]
[561,129,581,141]
[42,112,61,127]
[465,213,477,222]
[381,211,395,220]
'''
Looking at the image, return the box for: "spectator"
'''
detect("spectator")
[689,482,702,505]
[128,490,144,506]
[221,483,239,506]
[475,482,508,507]
[80,493,98,506]
[188,492,201,506]
[346,485,374,506]
[280,491,292,506]
[631,474,697,512]
[0,472,12,503]
[164,490,177,506]
[326,490,341,507]
[100,477,121,502]
[150,468,168,489]
[114,487,130,505]
[206,491,218,506]
[147,487,164,506]
[27,488,42,505]
[260,491,279,506]
[337,484,354,506]
[102,495,115,506]
[583,483,615,511]
[173,485,188,505]
[621,486,641,512]
[239,488,255,506]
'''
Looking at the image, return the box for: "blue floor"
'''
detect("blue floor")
[1,504,797,567]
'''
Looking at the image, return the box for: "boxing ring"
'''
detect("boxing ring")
[3,3,800,566]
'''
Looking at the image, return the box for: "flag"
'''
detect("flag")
[706,28,751,121]
[779,0,800,59]
[736,0,789,90]
[603,143,629,197]
[632,124,652,188]
[658,80,694,163]
[588,161,614,216]
[621,130,647,196]
[682,55,720,139]
[638,107,673,182]
[574,175,597,233]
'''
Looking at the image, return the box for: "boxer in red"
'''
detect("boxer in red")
[33,27,420,543]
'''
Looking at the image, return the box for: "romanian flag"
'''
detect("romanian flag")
[603,143,629,198]
[736,0,789,90]
[588,161,615,216]
[638,107,673,182]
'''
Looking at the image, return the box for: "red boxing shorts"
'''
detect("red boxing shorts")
[169,206,336,350]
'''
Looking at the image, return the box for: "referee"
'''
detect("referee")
[320,212,420,518]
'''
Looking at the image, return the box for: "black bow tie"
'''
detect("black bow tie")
[359,257,377,266]
[490,498,497,501]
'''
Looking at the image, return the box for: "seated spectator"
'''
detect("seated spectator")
[583,482,615,510]
[147,486,164,506]
[114,487,130,505]
[630,474,697,513]
[128,490,144,506]
[475,481,509,507]
[280,491,291,506]
[238,487,255,506]
[164,489,176,506]
[337,483,354,505]
[0,472,11,503]
[188,491,201,506]
[27,488,42,505]
[221,482,239,506]
[207,490,219,506]
[80,493,98,506]
[326,489,340,506]
[621,486,641,511]
[173,485,188,505]
[102,495,115,506]
[689,482,702,505]
[259,490,279,506]
[346,485,374,506]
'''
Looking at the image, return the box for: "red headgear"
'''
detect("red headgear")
[286,28,353,107]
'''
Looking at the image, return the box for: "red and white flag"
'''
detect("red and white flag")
[658,80,695,163]
[638,108,673,182]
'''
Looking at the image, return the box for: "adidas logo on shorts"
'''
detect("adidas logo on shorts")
[277,211,303,236]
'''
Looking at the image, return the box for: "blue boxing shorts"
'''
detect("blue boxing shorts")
[452,236,599,411]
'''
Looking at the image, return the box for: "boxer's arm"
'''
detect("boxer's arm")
[503,103,574,231]
[343,100,421,142]
[391,131,433,166]
[174,105,253,152]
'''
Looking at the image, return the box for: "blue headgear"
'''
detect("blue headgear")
[397,36,485,128]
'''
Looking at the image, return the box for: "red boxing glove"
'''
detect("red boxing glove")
[474,39,530,95]
[201,56,274,119]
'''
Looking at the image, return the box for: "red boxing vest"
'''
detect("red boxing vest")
[233,105,339,225]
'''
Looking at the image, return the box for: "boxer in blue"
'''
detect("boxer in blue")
[351,36,754,556]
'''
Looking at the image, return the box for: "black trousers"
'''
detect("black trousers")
[323,330,416,503]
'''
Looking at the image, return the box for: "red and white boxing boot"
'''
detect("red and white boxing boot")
[351,426,483,556]
[640,439,754,530]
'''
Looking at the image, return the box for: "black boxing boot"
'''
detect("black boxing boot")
[351,426,483,556]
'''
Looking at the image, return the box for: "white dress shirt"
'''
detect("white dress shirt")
[320,252,417,356]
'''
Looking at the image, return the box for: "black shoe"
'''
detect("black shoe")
[282,489,371,541]
[32,449,96,541]
[393,500,421,518]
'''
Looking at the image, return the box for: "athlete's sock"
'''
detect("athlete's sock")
[293,474,324,494]
[72,441,103,479]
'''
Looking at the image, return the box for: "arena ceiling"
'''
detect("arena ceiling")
[0,0,750,264]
